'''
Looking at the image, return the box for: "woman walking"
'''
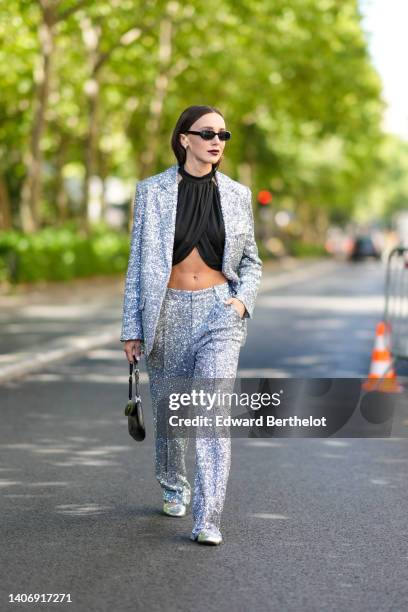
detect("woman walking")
[121,105,262,545]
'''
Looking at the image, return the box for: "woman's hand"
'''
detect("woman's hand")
[124,339,144,363]
[223,297,246,319]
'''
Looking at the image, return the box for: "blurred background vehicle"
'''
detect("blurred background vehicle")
[349,234,381,261]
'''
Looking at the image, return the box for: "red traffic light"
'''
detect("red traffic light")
[257,190,273,205]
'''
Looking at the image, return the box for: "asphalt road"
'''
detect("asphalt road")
[1,258,408,612]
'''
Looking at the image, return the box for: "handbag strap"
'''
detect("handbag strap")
[128,357,142,403]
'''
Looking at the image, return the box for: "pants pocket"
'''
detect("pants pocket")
[147,300,167,368]
[215,285,244,326]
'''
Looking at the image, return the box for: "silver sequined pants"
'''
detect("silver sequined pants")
[145,280,245,539]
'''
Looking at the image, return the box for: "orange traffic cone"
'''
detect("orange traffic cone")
[362,321,403,393]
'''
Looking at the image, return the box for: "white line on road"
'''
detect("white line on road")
[258,259,340,292]
[0,259,345,384]
[257,294,384,313]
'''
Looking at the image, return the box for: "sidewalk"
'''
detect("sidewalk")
[0,257,332,383]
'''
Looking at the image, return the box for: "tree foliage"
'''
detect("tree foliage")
[0,0,401,240]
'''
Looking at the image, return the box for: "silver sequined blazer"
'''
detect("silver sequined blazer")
[120,163,263,356]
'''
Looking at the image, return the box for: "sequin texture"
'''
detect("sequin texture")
[145,281,245,539]
[120,162,263,539]
[120,163,263,356]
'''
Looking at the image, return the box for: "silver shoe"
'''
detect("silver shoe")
[162,501,186,517]
[194,529,223,545]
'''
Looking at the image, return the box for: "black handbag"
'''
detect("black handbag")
[124,356,145,441]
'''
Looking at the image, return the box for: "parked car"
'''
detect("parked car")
[349,235,381,261]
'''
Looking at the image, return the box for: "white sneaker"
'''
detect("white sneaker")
[162,501,186,517]
[194,528,223,545]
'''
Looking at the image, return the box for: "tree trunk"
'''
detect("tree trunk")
[0,173,12,230]
[55,134,70,225]
[79,17,102,235]
[19,16,55,233]
[296,201,327,243]
[139,16,173,178]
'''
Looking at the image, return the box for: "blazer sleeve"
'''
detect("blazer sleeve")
[233,186,263,319]
[120,181,145,342]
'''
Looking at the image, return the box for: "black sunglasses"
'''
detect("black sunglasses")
[185,129,231,141]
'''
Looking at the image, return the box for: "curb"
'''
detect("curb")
[0,325,119,385]
[1,258,334,384]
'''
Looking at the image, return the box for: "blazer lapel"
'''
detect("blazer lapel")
[157,165,178,271]
[215,170,234,273]
[158,163,235,273]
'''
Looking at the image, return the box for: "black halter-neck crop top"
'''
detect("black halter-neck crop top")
[172,164,225,270]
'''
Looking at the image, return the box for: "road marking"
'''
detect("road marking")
[257,294,384,312]
[0,259,345,384]
[258,259,340,292]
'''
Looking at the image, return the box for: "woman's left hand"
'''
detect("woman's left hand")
[223,297,246,319]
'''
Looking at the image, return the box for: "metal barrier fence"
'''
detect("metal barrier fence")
[384,246,408,360]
